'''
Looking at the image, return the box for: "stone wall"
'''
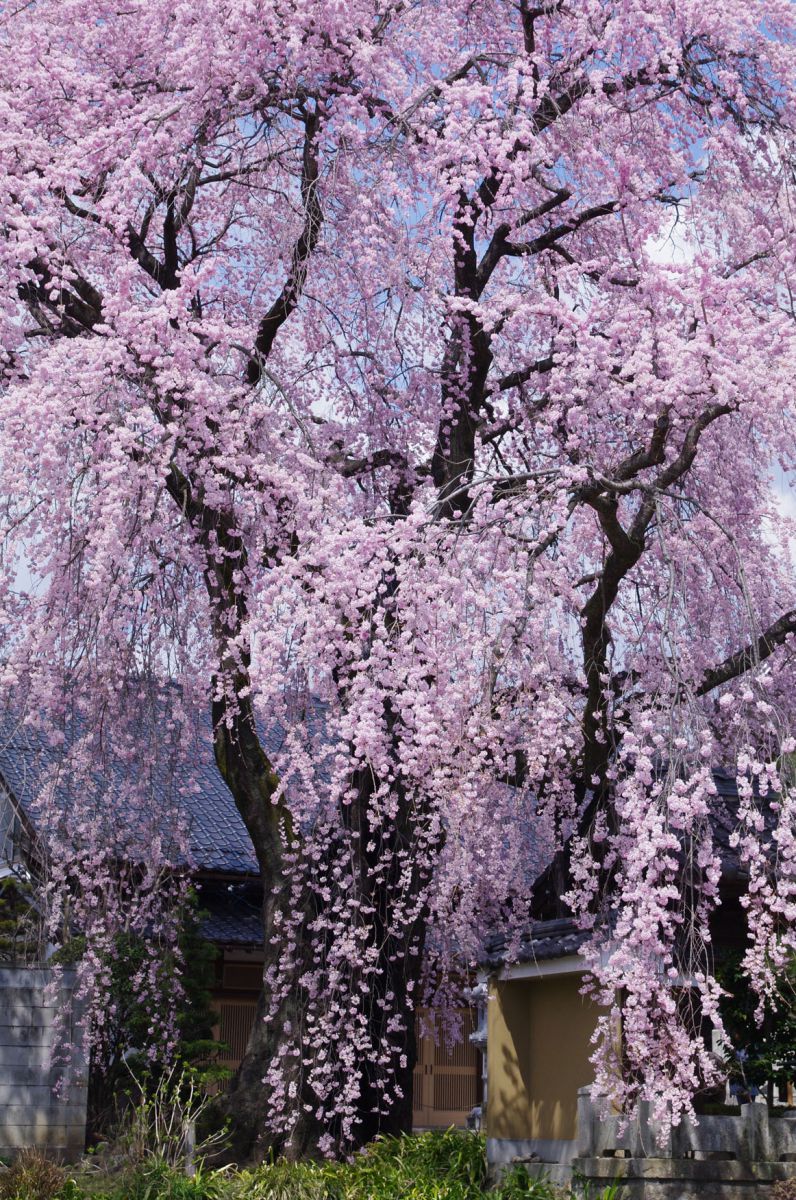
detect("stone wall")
[491,1089,796,1199]
[0,966,87,1158]
[575,1086,796,1160]
[574,1090,796,1199]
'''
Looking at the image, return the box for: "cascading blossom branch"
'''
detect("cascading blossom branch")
[42,815,190,1085]
[241,512,559,1148]
[0,0,794,1153]
[566,675,796,1129]
[1,697,197,1084]
[567,733,727,1127]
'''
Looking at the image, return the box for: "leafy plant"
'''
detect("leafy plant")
[494,1165,561,1200]
[106,1159,222,1200]
[85,892,226,1142]
[223,1131,488,1200]
[595,1183,623,1200]
[354,1130,487,1192]
[0,874,42,964]
[110,1063,229,1171]
[570,1169,624,1200]
[6,1134,628,1200]
[222,1160,343,1200]
[716,951,796,1106]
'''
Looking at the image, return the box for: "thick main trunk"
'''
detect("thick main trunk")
[211,695,313,1158]
[225,936,421,1160]
[223,859,424,1161]
[224,947,309,1160]
[216,720,428,1160]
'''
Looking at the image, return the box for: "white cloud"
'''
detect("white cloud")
[645,209,697,267]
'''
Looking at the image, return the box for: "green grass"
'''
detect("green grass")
[0,1133,621,1200]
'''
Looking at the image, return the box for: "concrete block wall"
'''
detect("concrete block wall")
[0,966,87,1158]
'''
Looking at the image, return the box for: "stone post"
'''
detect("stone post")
[576,1086,596,1157]
[634,1100,648,1158]
[741,1102,771,1162]
[184,1119,196,1177]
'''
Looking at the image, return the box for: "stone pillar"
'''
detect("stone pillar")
[741,1102,771,1162]
[634,1099,672,1158]
[576,1086,596,1157]
[466,977,489,1130]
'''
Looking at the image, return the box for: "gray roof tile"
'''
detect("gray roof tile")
[0,709,265,876]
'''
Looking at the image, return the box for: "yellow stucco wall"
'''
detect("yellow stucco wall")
[487,971,598,1142]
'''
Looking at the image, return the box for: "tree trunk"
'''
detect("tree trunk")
[216,709,429,1159]
[210,692,317,1158]
[224,945,319,1161]
[223,851,425,1160]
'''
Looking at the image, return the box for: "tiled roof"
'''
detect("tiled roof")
[199,908,263,945]
[0,707,768,958]
[482,917,589,968]
[0,691,338,878]
[0,707,297,877]
[197,883,264,946]
[0,697,344,957]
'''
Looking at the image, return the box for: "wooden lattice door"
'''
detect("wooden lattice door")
[412,1007,480,1128]
[213,997,258,1072]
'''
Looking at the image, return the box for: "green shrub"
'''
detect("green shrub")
[108,1063,229,1169]
[103,1159,222,1200]
[570,1172,623,1200]
[80,893,228,1143]
[349,1129,487,1196]
[222,1160,343,1200]
[4,1132,624,1200]
[493,1164,561,1200]
[224,1130,487,1200]
[0,876,41,963]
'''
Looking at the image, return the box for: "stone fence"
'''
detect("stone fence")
[570,1089,796,1199]
[577,1088,796,1161]
[0,966,87,1158]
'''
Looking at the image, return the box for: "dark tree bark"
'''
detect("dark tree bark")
[216,714,430,1159]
